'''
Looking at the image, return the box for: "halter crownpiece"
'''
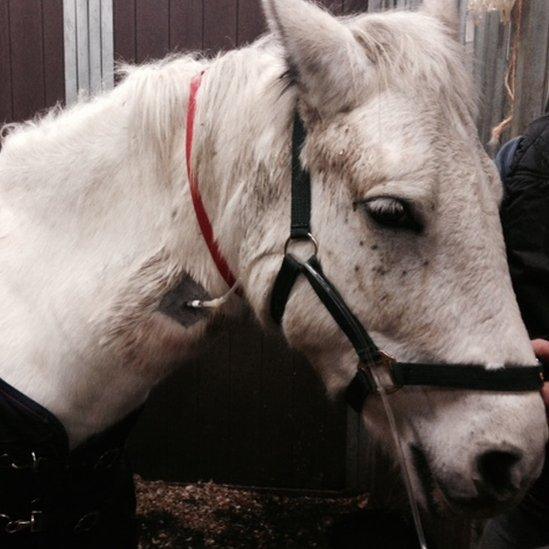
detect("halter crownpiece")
[269,112,547,413]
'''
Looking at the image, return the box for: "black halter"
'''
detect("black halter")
[270,113,548,413]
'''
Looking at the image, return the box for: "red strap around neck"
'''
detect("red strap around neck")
[186,72,237,288]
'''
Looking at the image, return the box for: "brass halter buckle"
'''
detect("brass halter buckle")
[360,351,402,395]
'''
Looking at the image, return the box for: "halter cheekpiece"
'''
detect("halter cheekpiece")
[186,73,548,413]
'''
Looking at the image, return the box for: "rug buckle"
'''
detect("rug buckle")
[2,510,44,534]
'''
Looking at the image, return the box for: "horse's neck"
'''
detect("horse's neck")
[0,58,232,446]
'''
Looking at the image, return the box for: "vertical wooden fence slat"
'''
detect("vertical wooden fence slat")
[478,12,510,147]
[225,316,264,485]
[196,330,233,482]
[169,0,203,51]
[203,0,237,53]
[0,0,13,124]
[135,0,170,63]
[10,0,46,121]
[458,0,468,42]
[113,0,136,63]
[237,0,266,46]
[512,0,549,135]
[345,410,359,489]
[127,358,202,481]
[259,334,297,487]
[291,354,330,489]
[42,0,65,107]
[368,0,392,11]
[321,390,347,489]
[1,0,64,125]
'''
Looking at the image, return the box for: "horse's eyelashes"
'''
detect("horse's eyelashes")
[358,197,423,233]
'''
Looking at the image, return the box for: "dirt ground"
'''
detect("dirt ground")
[135,477,423,548]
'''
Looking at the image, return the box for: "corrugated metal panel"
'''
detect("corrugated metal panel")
[63,0,114,104]
[511,0,549,135]
[469,0,549,148]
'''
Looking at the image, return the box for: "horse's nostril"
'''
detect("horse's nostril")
[476,450,522,497]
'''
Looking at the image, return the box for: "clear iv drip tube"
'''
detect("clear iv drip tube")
[368,367,429,549]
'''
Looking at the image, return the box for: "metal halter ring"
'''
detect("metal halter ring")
[284,233,319,257]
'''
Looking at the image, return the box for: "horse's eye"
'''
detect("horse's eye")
[359,197,422,232]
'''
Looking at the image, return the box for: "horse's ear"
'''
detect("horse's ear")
[422,0,460,38]
[262,0,368,117]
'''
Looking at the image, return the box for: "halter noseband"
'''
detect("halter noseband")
[270,113,547,412]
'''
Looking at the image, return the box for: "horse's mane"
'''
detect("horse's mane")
[0,54,206,156]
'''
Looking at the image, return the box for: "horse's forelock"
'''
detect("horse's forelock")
[349,11,477,121]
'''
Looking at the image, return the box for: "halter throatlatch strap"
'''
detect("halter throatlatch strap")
[270,111,547,414]
[186,71,237,288]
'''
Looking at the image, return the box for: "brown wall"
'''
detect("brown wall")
[0,0,64,125]
[113,0,369,64]
[115,0,369,490]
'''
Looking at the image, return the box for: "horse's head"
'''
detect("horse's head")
[235,0,547,516]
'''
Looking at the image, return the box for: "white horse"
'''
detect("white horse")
[0,0,546,517]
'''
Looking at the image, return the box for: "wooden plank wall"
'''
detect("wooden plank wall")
[112,0,381,65]
[0,0,65,126]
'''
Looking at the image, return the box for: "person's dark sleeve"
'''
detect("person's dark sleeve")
[500,114,549,340]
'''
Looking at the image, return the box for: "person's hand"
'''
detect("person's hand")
[532,339,549,408]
